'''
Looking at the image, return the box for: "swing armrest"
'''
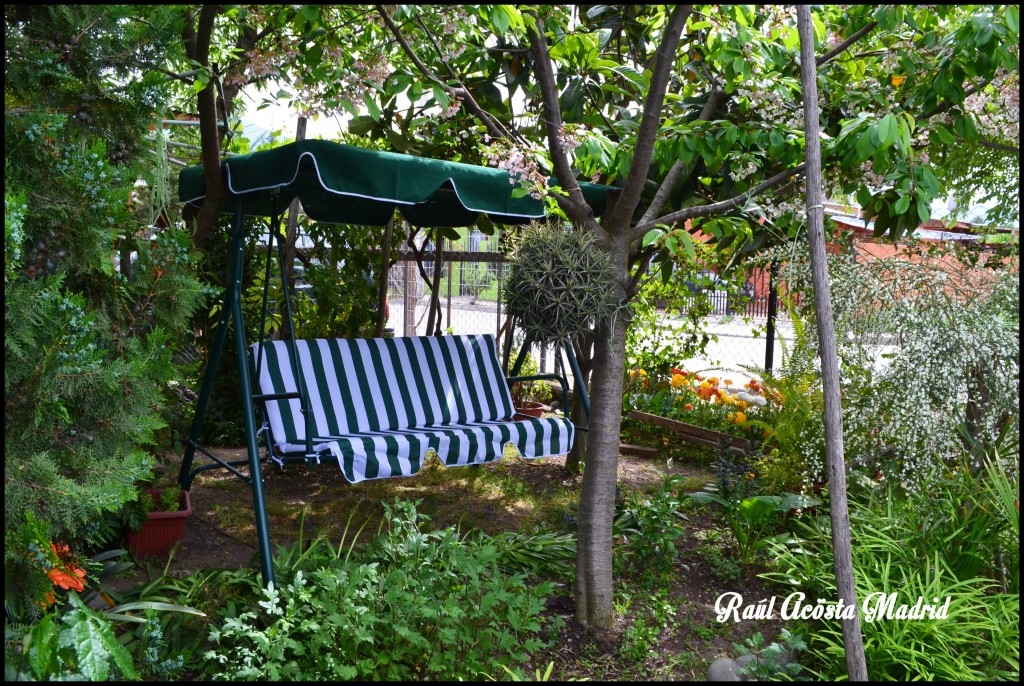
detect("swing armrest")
[506,373,569,415]
[253,391,304,402]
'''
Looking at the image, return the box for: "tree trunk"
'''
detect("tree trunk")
[796,7,868,681]
[574,229,629,628]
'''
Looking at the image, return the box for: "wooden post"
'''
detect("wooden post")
[375,217,394,337]
[797,7,868,680]
[279,116,307,341]
[764,260,779,373]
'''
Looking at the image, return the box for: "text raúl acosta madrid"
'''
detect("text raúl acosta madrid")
[714,591,953,623]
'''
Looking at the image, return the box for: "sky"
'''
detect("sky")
[236,80,347,146]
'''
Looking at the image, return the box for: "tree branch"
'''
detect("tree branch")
[190,4,227,248]
[637,87,726,227]
[376,5,513,143]
[978,139,1019,155]
[603,5,692,232]
[632,163,807,240]
[525,12,593,224]
[816,20,878,68]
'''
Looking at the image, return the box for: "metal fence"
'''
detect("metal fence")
[384,231,792,380]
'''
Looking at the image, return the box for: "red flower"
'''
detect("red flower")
[48,565,86,592]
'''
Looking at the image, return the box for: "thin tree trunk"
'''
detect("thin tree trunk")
[796,7,868,681]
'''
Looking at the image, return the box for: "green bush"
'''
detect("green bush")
[762,458,1020,681]
[203,499,559,681]
[5,7,208,615]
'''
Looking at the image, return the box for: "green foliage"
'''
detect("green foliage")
[613,473,689,585]
[4,594,139,681]
[763,462,1020,681]
[625,268,716,379]
[690,445,819,565]
[508,346,551,405]
[504,221,619,345]
[5,7,206,565]
[290,220,389,339]
[733,628,807,680]
[760,246,1020,488]
[203,499,558,681]
[489,529,576,581]
[619,588,678,665]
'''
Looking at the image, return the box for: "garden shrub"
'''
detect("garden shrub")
[5,6,208,617]
[753,243,1019,489]
[203,499,559,681]
[762,452,1019,681]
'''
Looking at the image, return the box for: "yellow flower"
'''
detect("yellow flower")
[735,411,748,424]
[699,381,711,391]
[722,393,735,404]
[891,75,906,86]
[727,412,736,423]
[736,400,748,410]
[725,379,734,387]
[671,373,685,389]
[707,377,719,387]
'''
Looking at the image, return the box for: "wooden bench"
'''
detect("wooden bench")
[250,333,575,483]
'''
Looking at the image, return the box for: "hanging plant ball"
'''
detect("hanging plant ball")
[504,221,619,345]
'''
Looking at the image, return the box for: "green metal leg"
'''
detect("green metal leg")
[178,296,231,491]
[563,339,590,420]
[508,331,534,378]
[222,213,276,587]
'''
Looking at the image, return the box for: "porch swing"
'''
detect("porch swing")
[175,140,614,585]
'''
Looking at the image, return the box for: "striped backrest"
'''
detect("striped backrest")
[251,334,516,442]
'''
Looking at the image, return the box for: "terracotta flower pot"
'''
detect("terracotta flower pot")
[125,490,192,560]
[514,401,546,419]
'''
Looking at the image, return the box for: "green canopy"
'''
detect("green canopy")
[179,139,618,228]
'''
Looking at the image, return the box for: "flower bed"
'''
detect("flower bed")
[623,368,782,448]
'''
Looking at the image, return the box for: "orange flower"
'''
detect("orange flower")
[51,541,73,560]
[36,590,58,610]
[671,373,685,389]
[48,565,86,592]
[735,411,748,424]
[684,403,694,411]
[891,75,905,86]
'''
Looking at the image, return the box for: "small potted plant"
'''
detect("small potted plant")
[122,484,192,560]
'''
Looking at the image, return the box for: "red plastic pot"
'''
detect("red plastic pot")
[125,490,192,559]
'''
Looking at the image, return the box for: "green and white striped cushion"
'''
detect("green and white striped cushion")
[250,334,574,483]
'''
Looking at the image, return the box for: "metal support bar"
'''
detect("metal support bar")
[180,440,253,488]
[178,239,236,491]
[508,331,534,378]
[223,203,276,588]
[563,340,591,420]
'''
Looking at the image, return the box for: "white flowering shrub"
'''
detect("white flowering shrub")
[762,241,1019,490]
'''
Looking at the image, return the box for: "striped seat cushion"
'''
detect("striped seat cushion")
[250,334,574,483]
